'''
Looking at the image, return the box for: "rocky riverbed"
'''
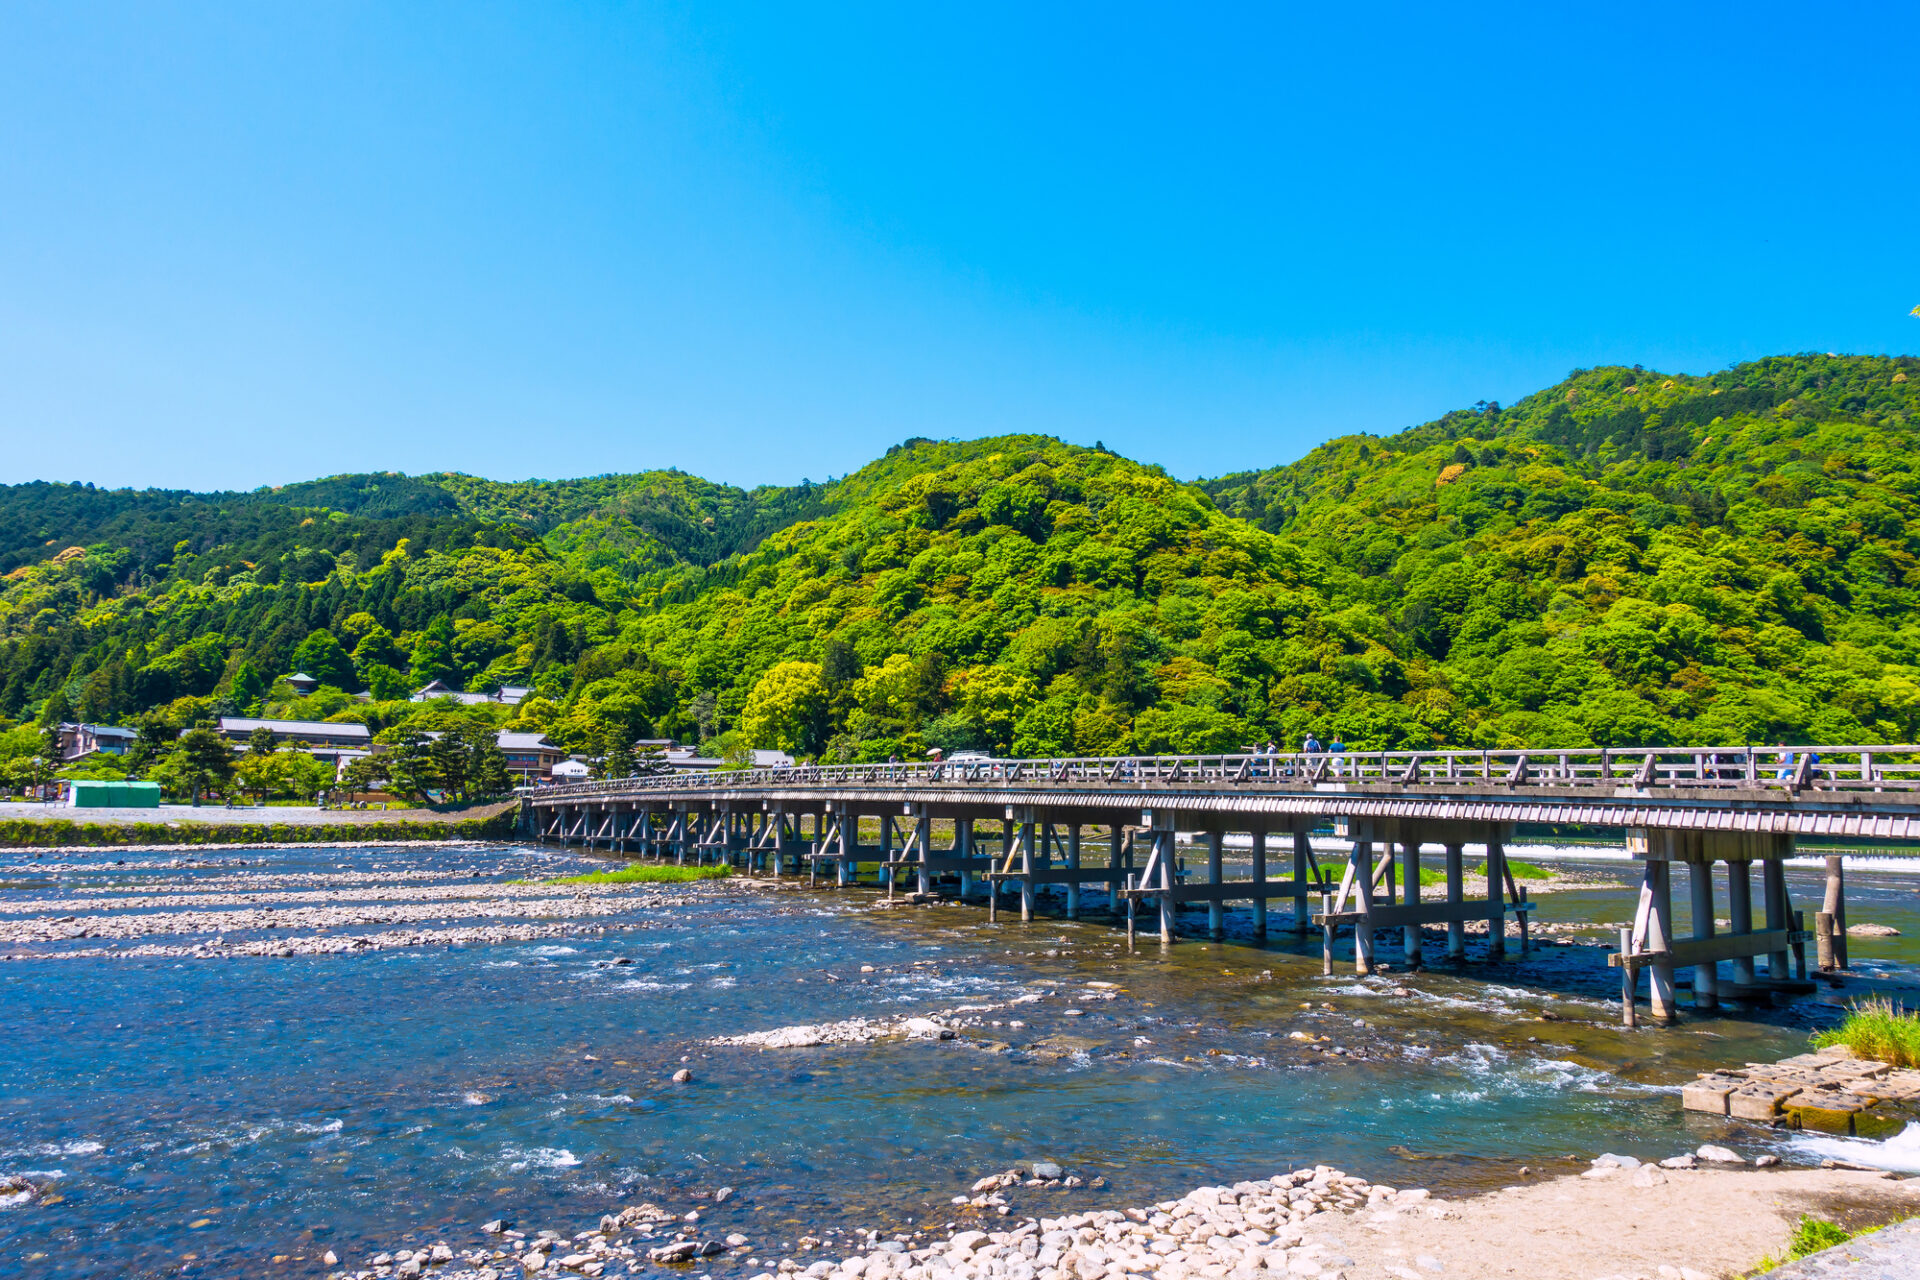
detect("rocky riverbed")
[0,850,715,957]
[323,1152,1920,1280]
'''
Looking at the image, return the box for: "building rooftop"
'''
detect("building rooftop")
[497,732,562,752]
[218,717,371,740]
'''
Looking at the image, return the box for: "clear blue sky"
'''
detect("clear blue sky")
[2,3,1915,492]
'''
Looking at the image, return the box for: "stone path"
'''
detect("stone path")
[1762,1216,1920,1278]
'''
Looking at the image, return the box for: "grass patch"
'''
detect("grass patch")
[1470,858,1552,881]
[1750,1215,1859,1273]
[1411,861,1553,887]
[541,864,733,886]
[1812,997,1920,1068]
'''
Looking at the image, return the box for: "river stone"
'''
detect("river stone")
[1590,1153,1641,1169]
[1033,1162,1064,1181]
[672,1068,694,1083]
[1696,1145,1744,1164]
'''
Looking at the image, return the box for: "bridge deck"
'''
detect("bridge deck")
[518,746,1909,1027]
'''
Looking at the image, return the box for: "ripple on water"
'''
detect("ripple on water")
[500,1145,583,1172]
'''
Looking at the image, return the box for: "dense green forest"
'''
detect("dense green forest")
[2,352,1916,774]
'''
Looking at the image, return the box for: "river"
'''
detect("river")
[3,840,1917,1277]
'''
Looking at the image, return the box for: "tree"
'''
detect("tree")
[234,750,278,803]
[599,727,636,780]
[247,724,280,756]
[157,723,236,804]
[429,731,471,800]
[229,660,267,711]
[409,614,457,688]
[350,623,405,672]
[948,666,1037,756]
[291,629,357,691]
[384,728,440,804]
[466,725,511,797]
[272,749,335,803]
[360,662,412,702]
[741,661,829,756]
[37,687,71,728]
[125,712,178,775]
[340,752,391,800]
[426,722,508,801]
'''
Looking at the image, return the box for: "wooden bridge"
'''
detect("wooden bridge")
[517,744,1920,1025]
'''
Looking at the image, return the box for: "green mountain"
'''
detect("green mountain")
[1,352,1916,767]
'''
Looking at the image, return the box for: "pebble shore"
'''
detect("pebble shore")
[329,1164,1431,1280]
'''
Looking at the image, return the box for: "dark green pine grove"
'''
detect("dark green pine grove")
[1,352,1916,767]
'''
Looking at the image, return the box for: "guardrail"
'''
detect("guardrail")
[519,744,1920,803]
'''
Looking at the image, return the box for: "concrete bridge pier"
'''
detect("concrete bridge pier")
[1206,831,1226,940]
[1689,860,1718,1011]
[1352,839,1375,975]
[1249,828,1267,937]
[1615,831,1808,1025]
[1399,841,1422,968]
[1065,824,1082,918]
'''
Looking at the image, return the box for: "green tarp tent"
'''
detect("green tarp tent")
[70,780,162,809]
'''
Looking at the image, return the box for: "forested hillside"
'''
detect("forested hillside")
[1,352,1915,772]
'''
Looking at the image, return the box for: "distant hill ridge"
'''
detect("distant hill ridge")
[1,353,1915,761]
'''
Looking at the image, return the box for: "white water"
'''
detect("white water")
[1786,1120,1920,1172]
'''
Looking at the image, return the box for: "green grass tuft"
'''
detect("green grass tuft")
[1751,1215,1856,1272]
[1812,997,1920,1068]
[1414,860,1553,887]
[539,864,733,885]
[1786,1217,1852,1259]
[1472,858,1552,881]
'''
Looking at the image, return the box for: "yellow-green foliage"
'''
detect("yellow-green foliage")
[1812,998,1920,1068]
[540,864,731,885]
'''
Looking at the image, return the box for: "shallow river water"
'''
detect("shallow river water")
[3,841,1919,1278]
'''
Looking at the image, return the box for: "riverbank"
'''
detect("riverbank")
[318,1158,1920,1280]
[0,800,516,848]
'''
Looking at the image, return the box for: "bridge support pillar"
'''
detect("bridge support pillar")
[1689,860,1718,1011]
[1207,832,1225,940]
[1156,825,1176,945]
[1400,841,1422,967]
[1486,840,1507,961]
[1444,843,1465,959]
[1352,839,1375,975]
[1251,828,1267,937]
[957,818,974,898]
[1292,831,1312,934]
[1019,814,1036,921]
[1823,856,1849,971]
[1728,860,1755,985]
[1646,860,1677,1022]
[1763,858,1790,979]
[1066,825,1082,918]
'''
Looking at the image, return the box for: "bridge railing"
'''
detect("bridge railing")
[519,744,1920,802]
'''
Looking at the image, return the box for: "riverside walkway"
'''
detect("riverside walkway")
[518,745,1920,1025]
